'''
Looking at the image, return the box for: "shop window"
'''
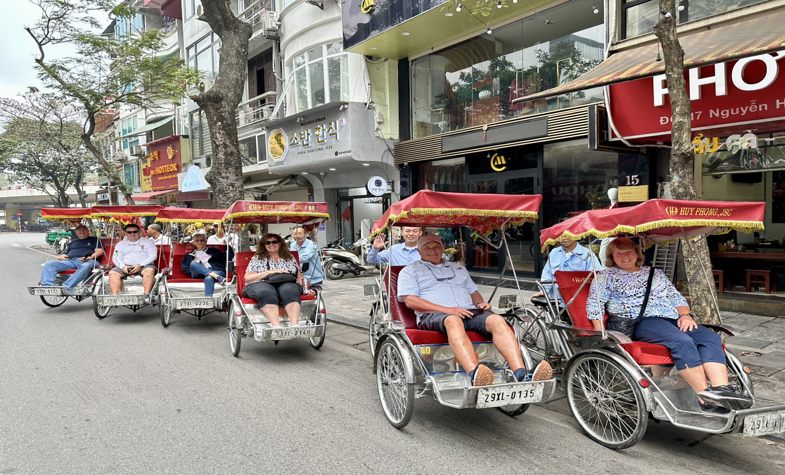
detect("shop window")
[542,140,620,228]
[410,3,604,139]
[286,41,348,114]
[239,136,258,166]
[417,157,465,193]
[622,0,768,39]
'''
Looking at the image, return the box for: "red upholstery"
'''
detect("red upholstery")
[167,243,232,282]
[554,270,674,365]
[235,251,315,307]
[386,266,490,345]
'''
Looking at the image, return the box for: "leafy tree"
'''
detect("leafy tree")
[0,92,93,207]
[654,0,719,323]
[25,0,196,204]
[189,0,252,208]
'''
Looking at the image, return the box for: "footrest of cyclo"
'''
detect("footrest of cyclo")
[415,342,557,409]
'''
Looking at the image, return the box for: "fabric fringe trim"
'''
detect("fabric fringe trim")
[370,208,539,237]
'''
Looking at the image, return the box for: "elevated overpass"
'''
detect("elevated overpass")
[0,185,101,229]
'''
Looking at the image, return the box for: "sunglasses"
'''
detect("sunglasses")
[264,240,280,245]
[125,230,140,234]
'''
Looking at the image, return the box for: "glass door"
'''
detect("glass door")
[466,169,541,275]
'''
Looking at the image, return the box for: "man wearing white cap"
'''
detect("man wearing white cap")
[397,234,552,387]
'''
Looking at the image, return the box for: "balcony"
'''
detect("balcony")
[236,91,277,129]
[240,0,278,40]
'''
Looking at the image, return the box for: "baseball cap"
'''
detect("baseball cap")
[74,223,88,230]
[417,233,443,249]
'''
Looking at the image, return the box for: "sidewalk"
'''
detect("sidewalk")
[321,274,785,402]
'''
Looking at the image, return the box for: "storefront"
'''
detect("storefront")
[132,135,210,206]
[264,102,398,244]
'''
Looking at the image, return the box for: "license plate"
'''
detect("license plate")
[743,410,785,437]
[29,287,62,296]
[173,299,213,309]
[101,296,140,306]
[476,382,545,409]
[271,326,317,340]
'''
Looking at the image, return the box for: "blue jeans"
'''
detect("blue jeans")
[40,258,98,288]
[633,317,726,370]
[188,261,225,297]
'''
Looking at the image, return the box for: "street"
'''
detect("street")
[2,232,785,475]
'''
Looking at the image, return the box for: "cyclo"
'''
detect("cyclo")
[223,201,328,356]
[368,190,557,428]
[525,199,785,449]
[89,205,166,319]
[28,207,109,308]
[154,207,231,328]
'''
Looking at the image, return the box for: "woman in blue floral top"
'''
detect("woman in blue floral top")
[243,233,303,326]
[587,237,751,412]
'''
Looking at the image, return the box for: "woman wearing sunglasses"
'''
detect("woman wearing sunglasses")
[242,233,304,326]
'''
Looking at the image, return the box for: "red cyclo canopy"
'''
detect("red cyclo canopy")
[540,199,765,249]
[371,190,542,236]
[40,208,94,220]
[223,201,330,224]
[91,205,165,218]
[156,207,226,223]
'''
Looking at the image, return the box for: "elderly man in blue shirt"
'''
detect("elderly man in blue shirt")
[366,226,422,266]
[289,225,324,288]
[537,236,601,302]
[39,224,104,289]
[398,234,552,387]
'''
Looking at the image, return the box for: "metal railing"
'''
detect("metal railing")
[236,91,277,128]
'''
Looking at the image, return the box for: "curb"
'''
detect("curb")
[327,313,368,331]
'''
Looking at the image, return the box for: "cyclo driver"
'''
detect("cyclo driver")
[398,234,552,386]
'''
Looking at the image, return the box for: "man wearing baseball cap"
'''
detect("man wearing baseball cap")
[109,223,158,302]
[39,223,104,290]
[397,234,552,387]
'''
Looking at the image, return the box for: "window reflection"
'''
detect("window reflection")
[411,4,605,139]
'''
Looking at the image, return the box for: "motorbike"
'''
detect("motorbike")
[320,237,376,280]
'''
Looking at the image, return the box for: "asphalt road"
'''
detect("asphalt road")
[2,233,784,474]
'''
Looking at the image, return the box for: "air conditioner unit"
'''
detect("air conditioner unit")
[196,3,206,21]
[261,11,279,38]
[129,144,144,157]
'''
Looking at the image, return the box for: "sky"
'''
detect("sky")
[0,0,83,100]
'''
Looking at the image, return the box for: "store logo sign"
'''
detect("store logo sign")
[268,128,289,163]
[367,176,388,197]
[360,0,376,14]
[489,152,508,172]
[665,206,679,216]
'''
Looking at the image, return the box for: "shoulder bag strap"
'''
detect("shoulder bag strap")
[636,266,656,321]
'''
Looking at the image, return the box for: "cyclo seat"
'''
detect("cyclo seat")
[554,270,674,366]
[386,266,490,345]
[236,251,317,308]
[530,294,549,307]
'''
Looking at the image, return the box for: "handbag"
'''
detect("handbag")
[265,272,297,285]
[606,266,655,337]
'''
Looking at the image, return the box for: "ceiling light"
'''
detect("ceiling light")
[486,27,493,35]
[444,12,453,17]
[401,31,410,36]
[678,5,685,11]
[513,0,518,3]
[496,1,502,8]
[362,163,370,167]
[370,47,377,51]
[592,5,599,14]
[456,2,462,12]
[301,172,308,175]
[328,167,336,171]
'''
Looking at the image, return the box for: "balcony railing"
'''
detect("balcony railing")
[236,91,277,128]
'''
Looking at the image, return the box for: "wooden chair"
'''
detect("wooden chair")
[745,269,771,294]
[712,269,725,294]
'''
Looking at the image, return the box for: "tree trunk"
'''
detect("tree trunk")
[191,0,252,208]
[655,0,720,324]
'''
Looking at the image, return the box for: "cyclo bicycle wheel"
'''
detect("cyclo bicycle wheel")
[40,294,68,308]
[375,337,415,428]
[308,294,326,350]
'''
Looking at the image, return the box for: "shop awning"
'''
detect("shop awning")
[132,190,176,202]
[513,7,785,103]
[118,116,173,139]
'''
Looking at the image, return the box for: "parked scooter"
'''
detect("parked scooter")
[320,237,376,280]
